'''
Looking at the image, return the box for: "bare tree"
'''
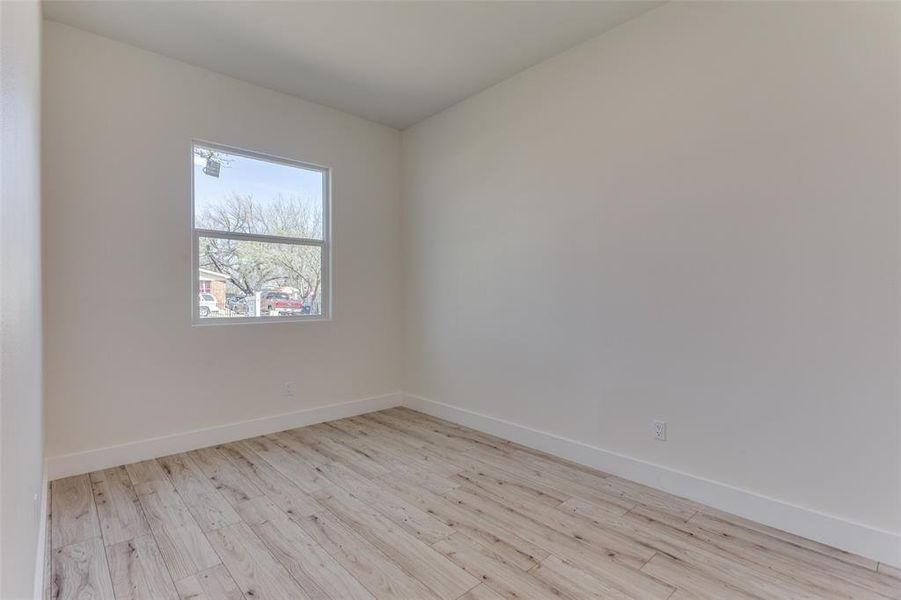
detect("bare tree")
[197,193,322,303]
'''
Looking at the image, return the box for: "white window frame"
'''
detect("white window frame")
[191,140,331,325]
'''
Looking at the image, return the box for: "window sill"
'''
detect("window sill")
[191,315,331,327]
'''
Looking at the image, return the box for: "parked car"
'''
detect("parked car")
[226,295,248,314]
[198,293,220,317]
[260,291,304,316]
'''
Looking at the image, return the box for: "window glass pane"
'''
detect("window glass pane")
[193,144,324,240]
[198,237,323,319]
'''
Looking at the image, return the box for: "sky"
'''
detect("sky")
[193,144,323,228]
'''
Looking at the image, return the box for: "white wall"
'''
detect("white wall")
[1,0,44,597]
[43,22,402,460]
[40,0,901,568]
[403,0,900,543]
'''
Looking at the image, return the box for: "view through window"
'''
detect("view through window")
[192,143,328,322]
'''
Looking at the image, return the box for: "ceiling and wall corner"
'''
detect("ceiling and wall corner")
[41,0,663,129]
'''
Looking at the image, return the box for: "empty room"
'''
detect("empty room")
[1,0,899,598]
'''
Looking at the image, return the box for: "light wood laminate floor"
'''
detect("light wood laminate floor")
[48,407,899,600]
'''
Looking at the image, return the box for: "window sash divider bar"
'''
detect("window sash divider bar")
[194,229,325,247]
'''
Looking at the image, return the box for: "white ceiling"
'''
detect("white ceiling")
[43,1,662,129]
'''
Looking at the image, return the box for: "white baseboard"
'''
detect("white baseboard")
[33,469,48,600]
[41,389,899,569]
[403,393,901,569]
[46,392,402,480]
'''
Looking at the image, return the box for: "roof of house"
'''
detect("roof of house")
[198,268,230,281]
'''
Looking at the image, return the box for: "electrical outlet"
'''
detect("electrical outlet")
[653,420,667,441]
[282,382,294,397]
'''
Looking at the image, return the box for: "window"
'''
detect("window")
[192,142,329,322]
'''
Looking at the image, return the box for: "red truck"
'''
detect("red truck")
[260,291,304,316]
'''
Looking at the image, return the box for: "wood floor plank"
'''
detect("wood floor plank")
[503,438,613,478]
[641,553,759,600]
[48,408,893,600]
[207,521,313,600]
[312,481,479,600]
[387,408,513,453]
[51,538,116,600]
[137,478,221,581]
[157,452,244,531]
[352,414,431,450]
[296,511,440,600]
[315,461,455,544]
[282,426,370,467]
[315,422,410,472]
[267,430,335,467]
[107,533,179,600]
[567,493,861,600]
[467,454,640,514]
[685,513,900,599]
[362,411,460,449]
[216,441,322,517]
[174,564,244,600]
[562,497,815,599]
[697,507,879,571]
[532,554,673,600]
[397,410,550,465]
[376,412,640,514]
[446,484,655,571]
[440,485,677,598]
[237,496,375,600]
[330,418,462,477]
[558,494,639,522]
[451,467,570,509]
[375,468,549,571]
[368,411,512,462]
[507,447,614,490]
[236,436,334,494]
[208,522,310,600]
[669,590,703,600]
[618,510,851,600]
[187,447,264,507]
[90,467,151,546]
[298,425,393,479]
[362,425,465,477]
[125,460,170,488]
[456,584,507,600]
[602,476,703,522]
[379,465,459,496]
[384,411,675,523]
[432,532,576,600]
[323,416,371,437]
[51,475,102,549]
[878,563,901,580]
[236,436,328,494]
[451,478,658,570]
